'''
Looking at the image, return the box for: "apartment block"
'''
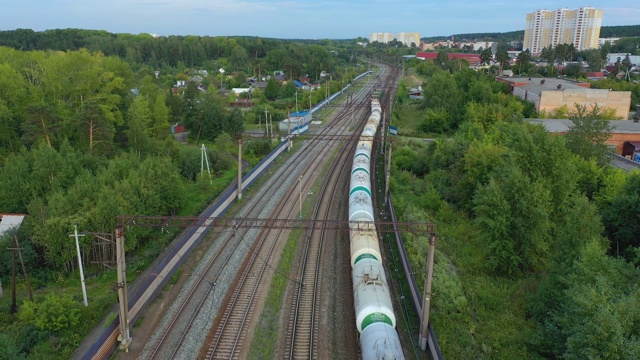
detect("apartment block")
[369,32,394,44]
[523,7,603,53]
[397,32,420,47]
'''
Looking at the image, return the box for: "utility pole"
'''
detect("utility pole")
[12,235,32,301]
[298,175,302,216]
[295,90,299,113]
[287,109,292,152]
[420,233,437,351]
[270,114,274,144]
[201,144,212,184]
[70,226,88,306]
[11,250,16,313]
[350,95,354,127]
[237,134,243,200]
[264,109,269,136]
[115,226,131,352]
[384,141,392,206]
[7,235,33,312]
[381,112,386,153]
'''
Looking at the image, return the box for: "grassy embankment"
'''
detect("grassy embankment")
[388,68,538,359]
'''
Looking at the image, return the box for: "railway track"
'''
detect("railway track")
[283,114,356,359]
[144,72,382,359]
[283,66,394,359]
[147,125,354,358]
[202,76,380,360]
[203,177,302,359]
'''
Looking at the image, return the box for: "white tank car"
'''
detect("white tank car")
[348,97,404,358]
[350,225,382,267]
[349,191,374,222]
[349,143,373,222]
[371,99,381,111]
[360,322,406,360]
[352,258,396,333]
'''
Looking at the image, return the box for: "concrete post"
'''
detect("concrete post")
[420,233,436,351]
[237,135,243,200]
[115,226,131,351]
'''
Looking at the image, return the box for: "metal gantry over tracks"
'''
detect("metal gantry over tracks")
[117,215,435,233]
[112,215,435,353]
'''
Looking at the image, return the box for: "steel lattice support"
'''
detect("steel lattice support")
[117,215,435,234]
[239,133,385,142]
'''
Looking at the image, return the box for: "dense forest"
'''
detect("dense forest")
[0,28,368,77]
[390,56,640,359]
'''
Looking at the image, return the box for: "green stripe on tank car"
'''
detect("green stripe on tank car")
[354,253,378,264]
[354,153,370,160]
[351,167,370,176]
[350,186,372,196]
[361,313,393,331]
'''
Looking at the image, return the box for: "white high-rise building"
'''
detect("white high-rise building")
[523,7,603,53]
[369,33,394,44]
[397,32,420,47]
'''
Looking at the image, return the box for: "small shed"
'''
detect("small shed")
[279,111,311,132]
[622,141,640,159]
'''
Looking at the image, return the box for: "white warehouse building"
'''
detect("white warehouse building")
[607,53,640,65]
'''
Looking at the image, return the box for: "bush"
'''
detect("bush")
[18,293,81,333]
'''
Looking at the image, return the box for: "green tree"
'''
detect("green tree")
[126,96,152,157]
[191,92,228,142]
[229,45,249,71]
[182,81,202,129]
[515,49,532,75]
[74,101,116,154]
[600,172,640,260]
[540,45,556,75]
[480,48,493,65]
[150,93,171,140]
[474,163,552,276]
[421,71,462,130]
[418,108,450,134]
[21,102,60,148]
[264,78,280,101]
[0,151,32,212]
[565,104,613,166]
[435,50,449,69]
[495,49,510,73]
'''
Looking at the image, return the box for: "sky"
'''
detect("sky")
[0,1,638,39]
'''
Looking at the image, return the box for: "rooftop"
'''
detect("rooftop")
[508,77,589,94]
[528,119,640,134]
[0,214,25,236]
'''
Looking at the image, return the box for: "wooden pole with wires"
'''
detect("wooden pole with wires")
[12,235,33,301]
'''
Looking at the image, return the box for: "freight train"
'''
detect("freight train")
[349,98,405,359]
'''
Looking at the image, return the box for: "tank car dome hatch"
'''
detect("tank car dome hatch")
[352,258,396,333]
[360,323,405,360]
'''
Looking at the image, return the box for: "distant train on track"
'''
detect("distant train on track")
[349,97,405,359]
